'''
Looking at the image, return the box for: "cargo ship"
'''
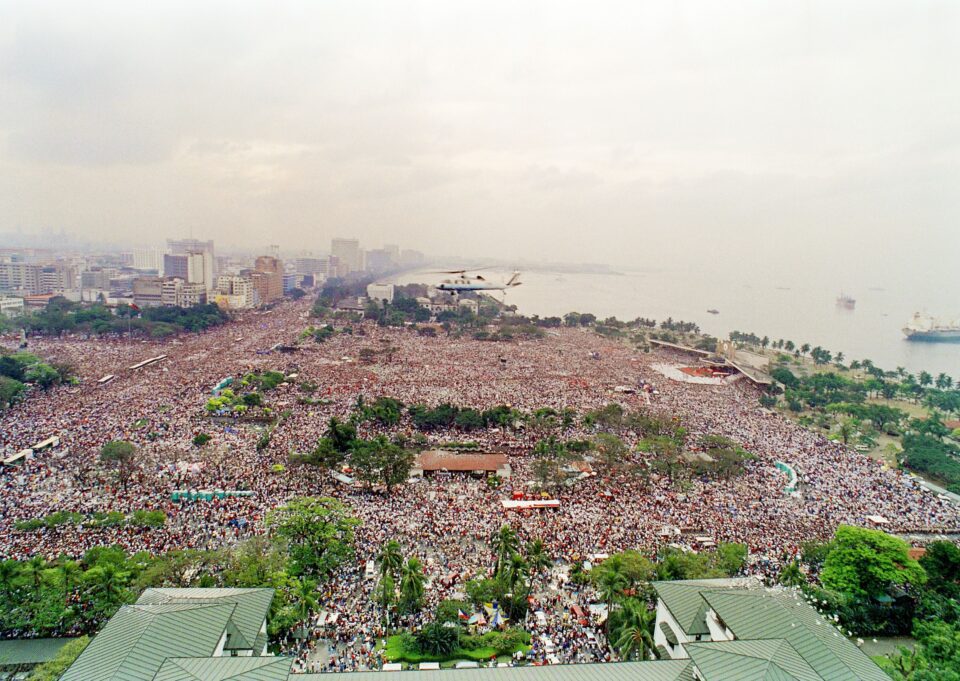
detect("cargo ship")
[903,312,960,342]
[836,292,856,309]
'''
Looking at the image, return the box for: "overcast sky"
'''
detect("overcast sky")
[0,0,958,280]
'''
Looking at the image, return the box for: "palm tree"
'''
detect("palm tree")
[375,572,395,627]
[837,419,856,445]
[0,560,19,603]
[613,599,656,661]
[57,558,81,605]
[294,578,318,625]
[26,555,46,589]
[935,373,952,390]
[778,561,805,587]
[835,351,845,366]
[506,553,529,593]
[378,541,403,582]
[491,525,519,575]
[595,561,629,636]
[800,343,810,357]
[919,371,933,388]
[399,558,426,613]
[86,563,127,603]
[525,539,551,574]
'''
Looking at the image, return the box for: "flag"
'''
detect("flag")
[458,609,469,621]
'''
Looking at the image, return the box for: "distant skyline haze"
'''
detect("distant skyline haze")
[0,0,958,288]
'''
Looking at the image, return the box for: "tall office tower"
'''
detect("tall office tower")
[132,248,164,272]
[167,238,215,255]
[0,262,41,294]
[364,248,394,273]
[252,256,283,304]
[167,238,215,290]
[163,254,189,280]
[331,238,361,274]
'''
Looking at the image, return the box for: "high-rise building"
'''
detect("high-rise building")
[331,238,361,274]
[132,248,164,273]
[132,277,164,307]
[167,239,215,291]
[364,248,395,273]
[38,263,76,293]
[163,252,209,289]
[214,275,255,309]
[167,238,214,256]
[163,254,189,280]
[160,278,207,308]
[252,256,283,304]
[0,262,41,295]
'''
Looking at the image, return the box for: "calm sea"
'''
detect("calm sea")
[392,268,960,378]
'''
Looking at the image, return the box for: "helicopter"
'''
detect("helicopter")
[433,269,522,295]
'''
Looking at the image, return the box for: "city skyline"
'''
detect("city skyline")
[1,1,958,286]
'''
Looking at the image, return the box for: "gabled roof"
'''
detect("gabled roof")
[701,590,888,681]
[686,639,821,681]
[60,603,235,681]
[652,578,759,635]
[154,655,293,681]
[137,588,273,652]
[293,661,696,681]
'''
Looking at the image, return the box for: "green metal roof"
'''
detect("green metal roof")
[701,590,888,681]
[60,603,235,681]
[652,578,758,635]
[154,656,293,681]
[137,588,274,652]
[0,637,78,666]
[293,661,695,681]
[686,639,821,681]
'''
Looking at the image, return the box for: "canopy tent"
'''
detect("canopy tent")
[501,499,560,510]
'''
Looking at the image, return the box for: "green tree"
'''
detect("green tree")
[325,417,357,453]
[612,598,656,661]
[378,541,404,583]
[99,440,137,490]
[821,525,926,598]
[415,621,460,657]
[920,541,960,598]
[594,432,628,469]
[593,559,629,635]
[374,572,395,627]
[57,558,82,606]
[525,539,551,574]
[399,557,426,614]
[266,497,360,577]
[778,561,805,587]
[491,525,519,576]
[293,578,318,625]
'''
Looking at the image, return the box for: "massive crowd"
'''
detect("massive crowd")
[2,297,958,669]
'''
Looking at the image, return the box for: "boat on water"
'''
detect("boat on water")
[706,309,719,315]
[903,312,960,342]
[836,292,856,309]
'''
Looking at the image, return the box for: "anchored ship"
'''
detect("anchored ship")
[903,312,960,342]
[836,292,856,309]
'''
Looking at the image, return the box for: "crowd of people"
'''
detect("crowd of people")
[2,296,958,669]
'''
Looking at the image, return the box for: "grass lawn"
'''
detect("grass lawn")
[383,635,530,664]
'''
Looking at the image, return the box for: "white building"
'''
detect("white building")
[161,278,207,308]
[366,282,395,303]
[0,296,24,317]
[331,238,361,274]
[214,275,256,309]
[132,248,164,273]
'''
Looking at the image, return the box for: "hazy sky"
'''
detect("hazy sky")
[0,1,958,280]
